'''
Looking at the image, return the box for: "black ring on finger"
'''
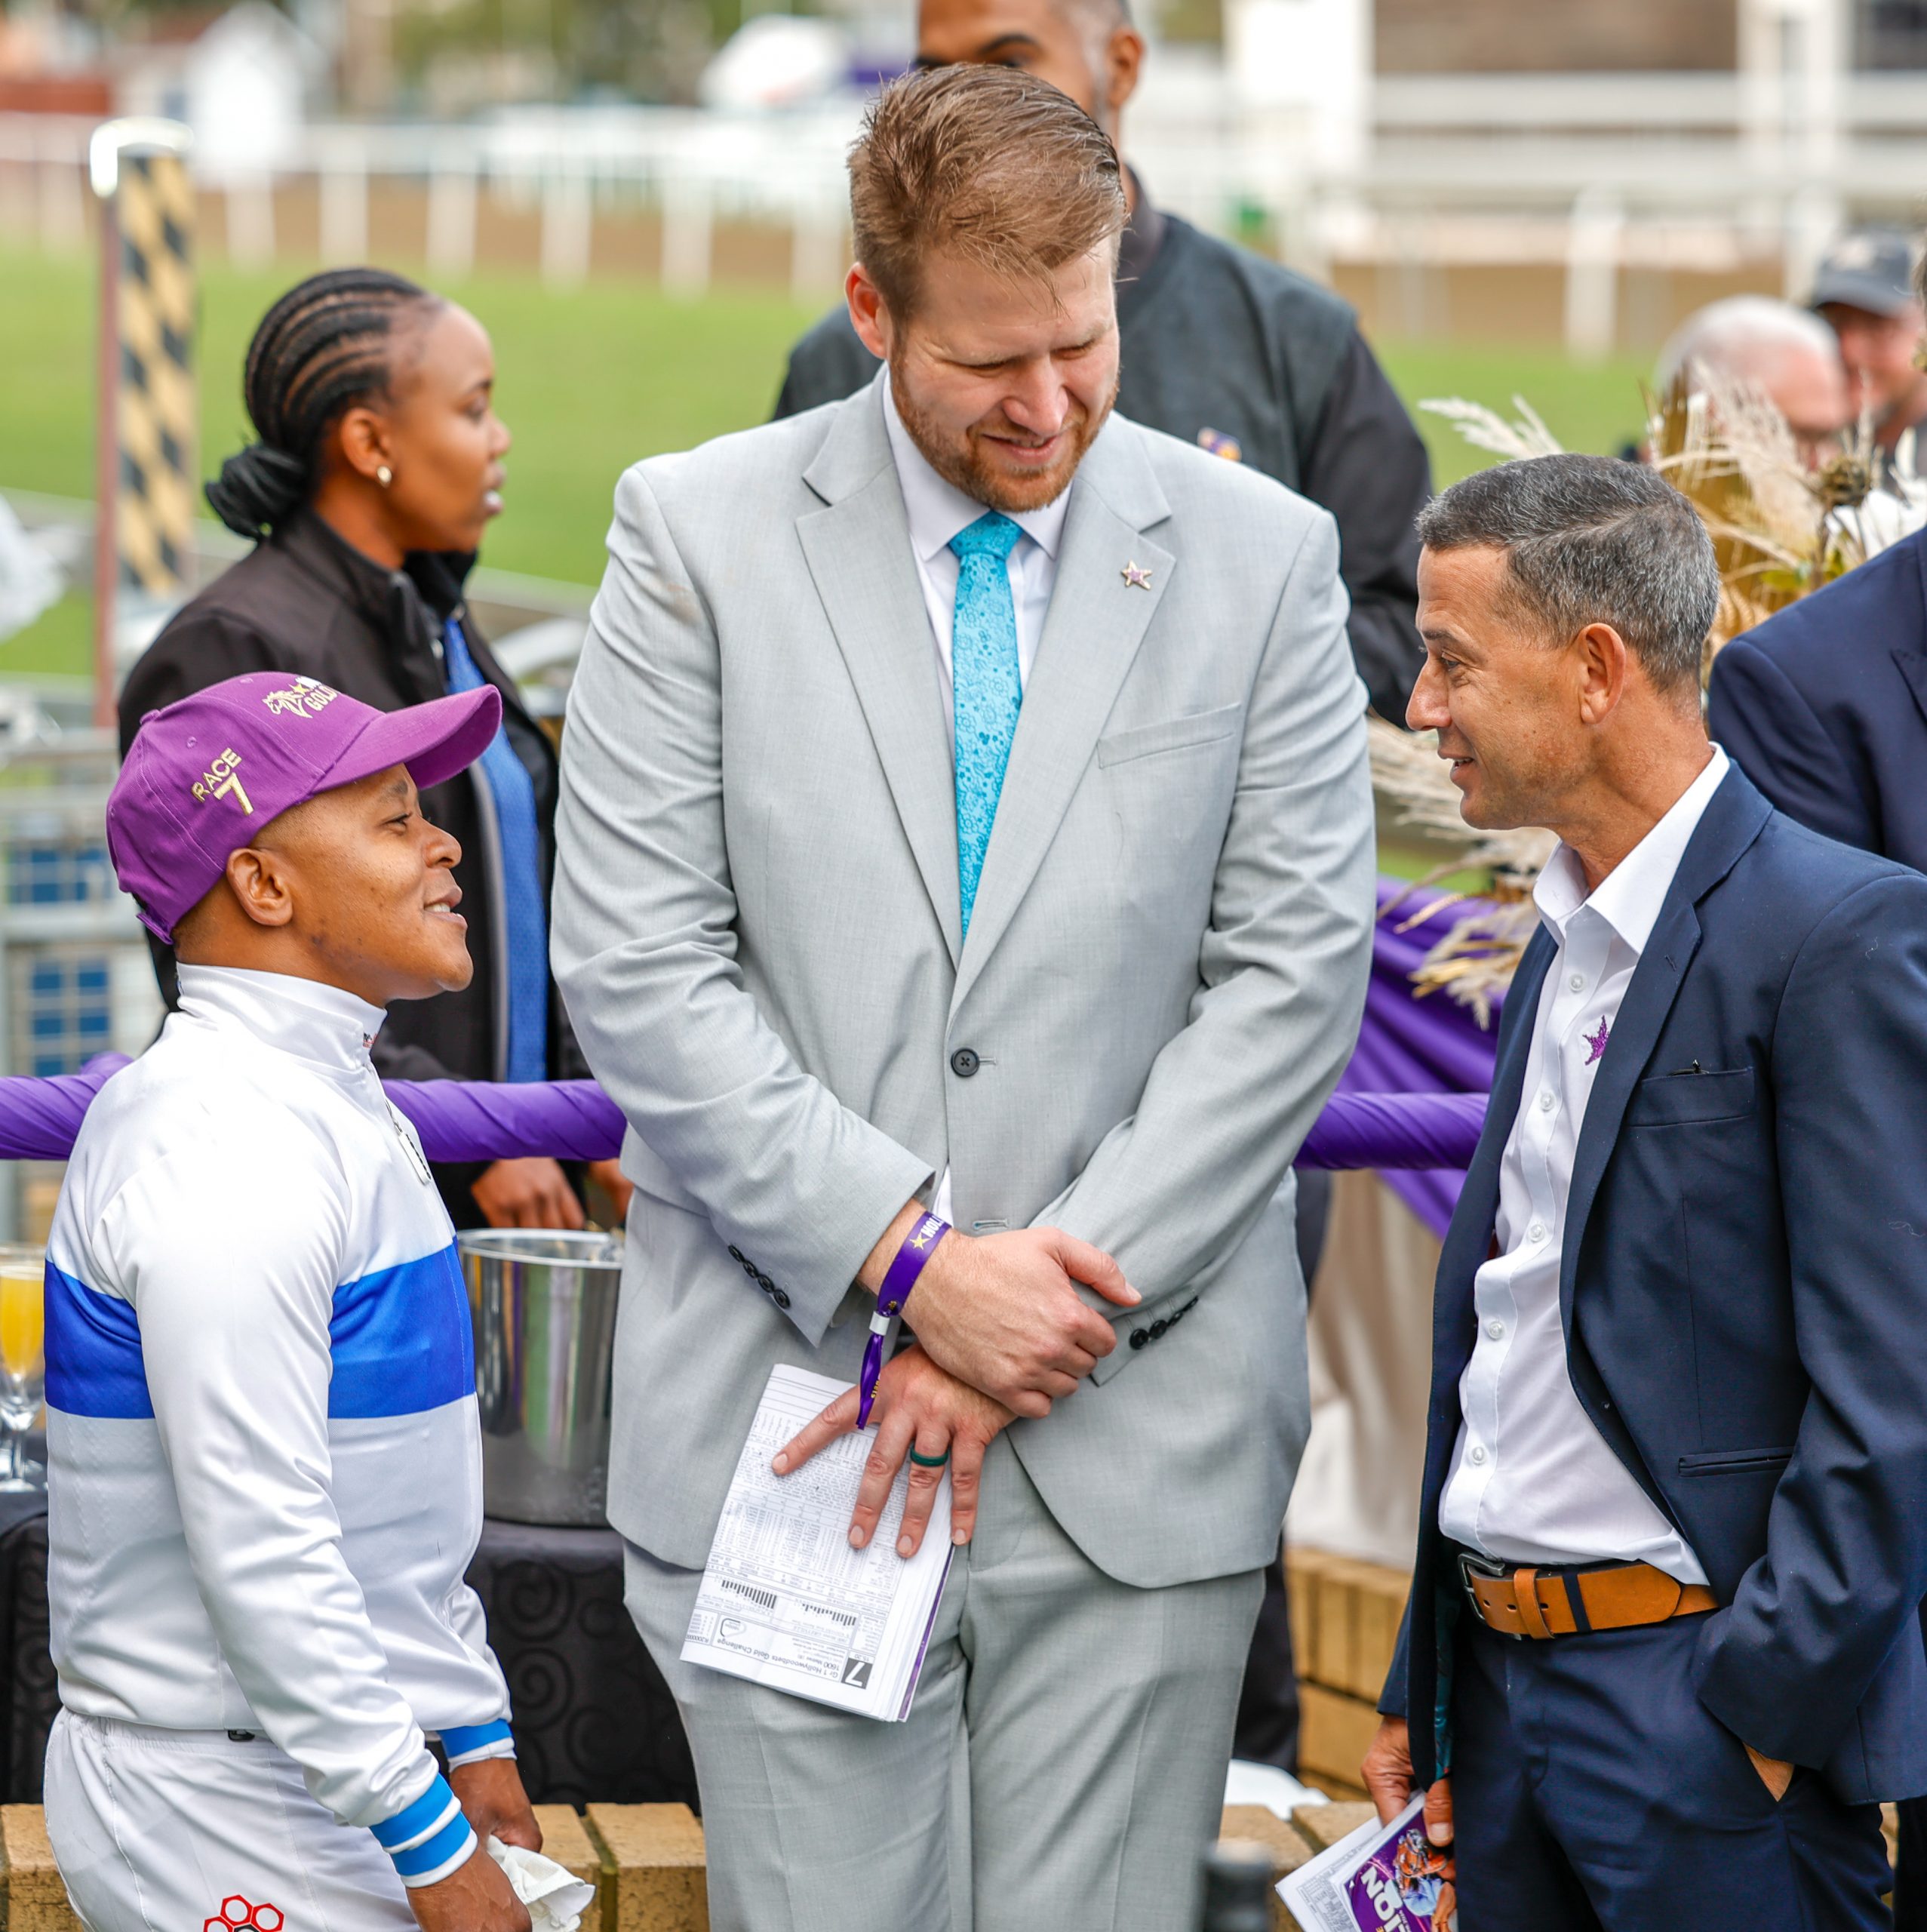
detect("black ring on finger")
[908,1446,951,1467]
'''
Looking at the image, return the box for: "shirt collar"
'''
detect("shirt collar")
[1532,745,1731,957]
[295,508,475,624]
[880,372,1071,568]
[174,964,388,1077]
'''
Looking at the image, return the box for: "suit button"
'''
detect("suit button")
[756,1272,774,1292]
[728,1245,745,1263]
[1129,1329,1149,1349]
[771,1288,791,1310]
[1150,1318,1169,1338]
[949,1048,980,1078]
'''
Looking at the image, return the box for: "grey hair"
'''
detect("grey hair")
[1654,294,1841,394]
[1416,454,1719,692]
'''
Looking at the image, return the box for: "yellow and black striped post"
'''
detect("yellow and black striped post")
[88,118,195,728]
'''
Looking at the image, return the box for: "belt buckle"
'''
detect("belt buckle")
[1456,1549,1525,1641]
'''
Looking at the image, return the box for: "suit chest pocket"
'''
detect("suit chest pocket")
[1096,701,1243,769]
[1624,1065,1756,1127]
[1677,1445,1793,1478]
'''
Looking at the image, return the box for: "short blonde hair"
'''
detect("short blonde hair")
[849,64,1127,318]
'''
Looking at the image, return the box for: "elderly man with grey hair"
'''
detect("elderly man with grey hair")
[1655,294,1851,466]
[1363,452,1927,1931]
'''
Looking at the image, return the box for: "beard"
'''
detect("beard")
[890,359,1117,515]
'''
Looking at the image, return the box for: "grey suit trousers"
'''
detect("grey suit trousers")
[625,1441,1264,1932]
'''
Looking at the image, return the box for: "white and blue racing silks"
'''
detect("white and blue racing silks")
[44,966,512,1888]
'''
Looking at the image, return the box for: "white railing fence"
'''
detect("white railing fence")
[4,68,1927,350]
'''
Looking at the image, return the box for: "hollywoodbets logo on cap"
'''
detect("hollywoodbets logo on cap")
[260,675,340,720]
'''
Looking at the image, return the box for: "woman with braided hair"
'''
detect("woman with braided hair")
[121,266,627,1232]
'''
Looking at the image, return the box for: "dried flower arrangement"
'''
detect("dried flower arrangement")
[1375,376,1925,1021]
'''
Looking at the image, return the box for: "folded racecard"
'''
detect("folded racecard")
[682,1364,954,1721]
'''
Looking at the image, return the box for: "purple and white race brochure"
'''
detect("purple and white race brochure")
[1278,1796,1450,1931]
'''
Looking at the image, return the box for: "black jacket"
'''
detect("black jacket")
[774,195,1432,723]
[119,512,583,1217]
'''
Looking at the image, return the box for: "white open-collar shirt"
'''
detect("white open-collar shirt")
[1437,745,1730,1584]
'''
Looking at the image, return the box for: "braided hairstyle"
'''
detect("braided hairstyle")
[204,267,444,540]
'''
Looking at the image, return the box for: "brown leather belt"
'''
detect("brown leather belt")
[1458,1552,1717,1640]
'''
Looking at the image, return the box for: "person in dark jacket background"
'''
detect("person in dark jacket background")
[773,0,1433,731]
[1709,530,1927,878]
[1708,397,1927,1929]
[120,266,628,1232]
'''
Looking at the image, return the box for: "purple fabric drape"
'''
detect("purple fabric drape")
[1332,880,1507,1235]
[0,882,1505,1226]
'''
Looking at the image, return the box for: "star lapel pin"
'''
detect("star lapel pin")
[1120,559,1153,590]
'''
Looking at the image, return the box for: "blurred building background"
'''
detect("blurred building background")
[0,0,1922,344]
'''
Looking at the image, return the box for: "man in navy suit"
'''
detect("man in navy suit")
[1708,528,1927,873]
[1363,453,1927,1930]
[1709,379,1927,1927]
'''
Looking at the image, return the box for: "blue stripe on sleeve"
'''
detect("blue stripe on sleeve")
[370,1775,459,1850]
[390,1812,477,1881]
[45,1260,152,1420]
[441,1721,514,1761]
[328,1245,475,1420]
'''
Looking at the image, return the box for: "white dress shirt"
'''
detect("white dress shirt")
[881,374,1068,746]
[1437,746,1731,1583]
[883,374,1071,1228]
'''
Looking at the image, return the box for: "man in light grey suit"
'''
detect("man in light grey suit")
[552,64,1374,1932]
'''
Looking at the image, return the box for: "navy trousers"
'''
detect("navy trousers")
[1450,1614,1892,1930]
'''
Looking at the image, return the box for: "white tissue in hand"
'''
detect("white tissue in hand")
[485,1836,598,1932]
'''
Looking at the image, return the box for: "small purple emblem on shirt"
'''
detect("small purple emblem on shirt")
[1583,1016,1610,1066]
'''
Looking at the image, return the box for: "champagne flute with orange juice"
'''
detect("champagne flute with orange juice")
[0,1247,45,1492]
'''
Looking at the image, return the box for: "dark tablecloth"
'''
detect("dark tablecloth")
[0,1503,695,1809]
[464,1519,696,1807]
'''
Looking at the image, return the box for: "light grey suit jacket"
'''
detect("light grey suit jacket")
[552,375,1375,1590]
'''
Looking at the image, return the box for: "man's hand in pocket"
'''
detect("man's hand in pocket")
[1745,1744,1794,1801]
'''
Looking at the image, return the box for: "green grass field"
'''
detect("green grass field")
[0,241,1652,684]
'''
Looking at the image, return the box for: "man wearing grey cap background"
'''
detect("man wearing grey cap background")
[1812,226,1927,458]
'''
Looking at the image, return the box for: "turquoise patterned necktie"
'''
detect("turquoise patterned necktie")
[949,512,1024,939]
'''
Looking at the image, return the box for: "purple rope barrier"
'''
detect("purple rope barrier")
[384,1077,626,1163]
[1298,1089,1486,1171]
[0,1058,1486,1172]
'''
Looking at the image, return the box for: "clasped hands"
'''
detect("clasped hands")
[773,1204,1139,1558]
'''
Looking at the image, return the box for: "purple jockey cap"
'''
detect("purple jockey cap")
[107,671,502,943]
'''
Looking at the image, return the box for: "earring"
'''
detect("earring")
[376,463,393,488]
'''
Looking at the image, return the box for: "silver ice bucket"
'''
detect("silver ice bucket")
[460,1229,625,1527]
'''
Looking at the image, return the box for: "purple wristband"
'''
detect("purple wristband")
[857,1213,951,1429]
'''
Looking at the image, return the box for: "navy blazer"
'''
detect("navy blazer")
[1709,526,1927,873]
[1384,766,1927,1807]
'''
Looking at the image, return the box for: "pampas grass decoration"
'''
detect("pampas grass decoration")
[1390,376,1924,1018]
